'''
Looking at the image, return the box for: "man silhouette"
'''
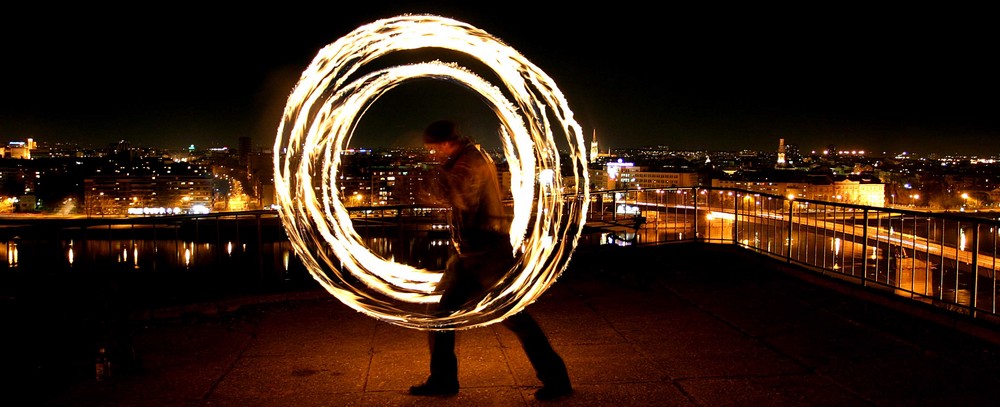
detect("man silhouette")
[410,120,573,401]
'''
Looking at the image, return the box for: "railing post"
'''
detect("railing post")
[955,222,962,303]
[235,213,241,248]
[861,208,869,287]
[693,187,699,240]
[937,219,945,300]
[971,225,980,316]
[612,192,617,223]
[257,213,265,285]
[397,209,404,256]
[732,192,738,245]
[216,213,221,258]
[786,198,794,262]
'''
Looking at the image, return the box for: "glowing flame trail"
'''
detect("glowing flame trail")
[274,15,589,330]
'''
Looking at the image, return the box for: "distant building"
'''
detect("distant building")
[634,171,699,189]
[605,160,636,189]
[590,130,599,163]
[601,159,698,189]
[238,136,251,170]
[371,165,427,206]
[499,168,512,199]
[83,175,214,216]
[587,168,608,191]
[17,194,37,212]
[333,148,442,207]
[711,169,885,206]
[496,166,586,200]
[784,142,801,165]
[1,139,34,159]
[776,138,787,168]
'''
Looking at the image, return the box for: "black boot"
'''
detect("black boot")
[534,382,573,401]
[409,378,459,396]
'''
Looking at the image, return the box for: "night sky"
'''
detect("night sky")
[2,3,996,155]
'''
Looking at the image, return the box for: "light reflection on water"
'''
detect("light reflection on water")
[3,213,996,313]
[2,230,454,290]
[1,236,293,274]
[7,241,17,267]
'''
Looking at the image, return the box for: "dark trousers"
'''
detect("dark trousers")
[426,249,570,387]
[428,311,570,387]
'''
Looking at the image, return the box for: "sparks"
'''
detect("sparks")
[274,15,589,330]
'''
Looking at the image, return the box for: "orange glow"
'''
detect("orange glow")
[272,15,588,330]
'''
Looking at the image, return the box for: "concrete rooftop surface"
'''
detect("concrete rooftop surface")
[35,243,1000,406]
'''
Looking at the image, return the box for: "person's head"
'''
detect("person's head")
[423,120,461,161]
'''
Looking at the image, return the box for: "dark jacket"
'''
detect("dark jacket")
[434,137,510,254]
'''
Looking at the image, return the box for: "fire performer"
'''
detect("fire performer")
[410,120,573,401]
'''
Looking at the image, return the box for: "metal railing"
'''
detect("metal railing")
[3,188,999,325]
[587,187,1000,324]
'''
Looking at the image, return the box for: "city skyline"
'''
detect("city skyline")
[2,3,996,155]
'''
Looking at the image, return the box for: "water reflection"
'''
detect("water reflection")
[7,240,17,267]
[3,210,996,315]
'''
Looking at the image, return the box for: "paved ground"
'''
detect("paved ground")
[36,243,1000,406]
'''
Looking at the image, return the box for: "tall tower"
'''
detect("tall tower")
[238,136,252,170]
[589,129,599,163]
[776,138,787,168]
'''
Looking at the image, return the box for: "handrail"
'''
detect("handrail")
[2,187,999,325]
